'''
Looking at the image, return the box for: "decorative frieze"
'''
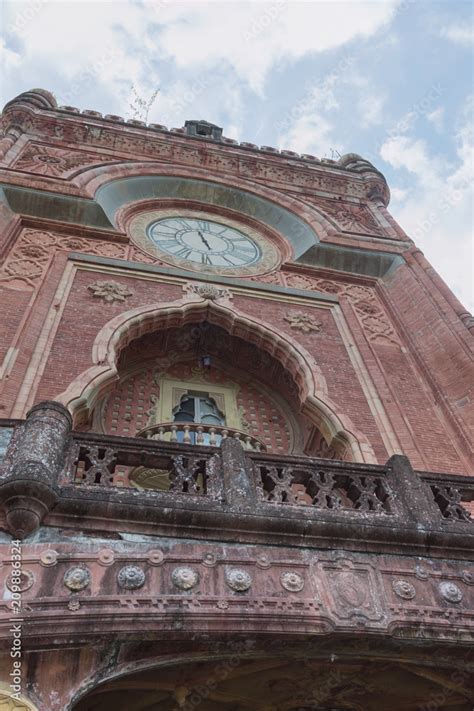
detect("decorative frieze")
[282,272,400,346]
[0,229,127,290]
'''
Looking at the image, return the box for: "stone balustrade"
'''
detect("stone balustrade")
[137,421,266,451]
[0,405,473,551]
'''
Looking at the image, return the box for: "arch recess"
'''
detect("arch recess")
[56,290,376,463]
[72,162,337,257]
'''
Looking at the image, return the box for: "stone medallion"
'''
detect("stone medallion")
[280,571,304,592]
[439,581,463,603]
[225,569,252,592]
[392,579,416,600]
[6,569,35,593]
[171,566,199,590]
[414,565,429,580]
[461,570,473,585]
[148,549,164,566]
[117,565,146,590]
[68,600,81,611]
[203,552,218,567]
[256,555,271,569]
[97,548,115,566]
[64,566,91,592]
[40,549,58,566]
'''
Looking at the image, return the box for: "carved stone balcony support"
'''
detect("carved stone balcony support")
[0,401,71,538]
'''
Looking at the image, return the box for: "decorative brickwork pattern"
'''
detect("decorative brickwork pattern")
[11,143,118,177]
[302,196,384,236]
[282,272,400,346]
[0,229,127,289]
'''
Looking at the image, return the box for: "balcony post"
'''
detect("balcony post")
[0,401,72,538]
[220,437,257,510]
[386,454,440,526]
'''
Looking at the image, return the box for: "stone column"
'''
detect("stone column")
[220,437,257,511]
[386,454,441,526]
[0,401,72,538]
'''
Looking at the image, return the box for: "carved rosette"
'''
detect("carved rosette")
[225,568,252,592]
[392,579,416,600]
[171,566,199,590]
[185,282,231,301]
[40,549,58,566]
[87,280,134,303]
[64,566,91,592]
[439,581,463,604]
[283,311,322,334]
[280,571,304,592]
[6,569,35,593]
[117,565,146,590]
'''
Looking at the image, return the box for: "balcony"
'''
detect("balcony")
[0,402,472,555]
[137,421,266,451]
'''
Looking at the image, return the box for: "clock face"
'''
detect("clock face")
[147,217,260,268]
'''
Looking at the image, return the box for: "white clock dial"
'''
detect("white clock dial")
[147,217,260,267]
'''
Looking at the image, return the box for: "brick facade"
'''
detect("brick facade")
[0,89,473,711]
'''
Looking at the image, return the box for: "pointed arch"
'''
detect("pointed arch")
[55,290,376,463]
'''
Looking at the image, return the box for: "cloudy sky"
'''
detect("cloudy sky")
[1,0,473,310]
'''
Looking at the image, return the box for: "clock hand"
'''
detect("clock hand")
[197,230,211,250]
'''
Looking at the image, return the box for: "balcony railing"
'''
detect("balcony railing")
[137,421,266,451]
[0,405,473,550]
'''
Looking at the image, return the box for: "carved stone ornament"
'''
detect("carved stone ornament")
[185,282,231,301]
[40,549,58,566]
[87,280,134,303]
[284,311,322,334]
[280,571,305,592]
[171,566,199,590]
[6,569,35,593]
[148,549,165,566]
[334,571,367,608]
[97,548,115,566]
[392,579,416,600]
[68,600,81,611]
[225,568,252,592]
[117,565,146,590]
[439,581,463,603]
[64,566,91,592]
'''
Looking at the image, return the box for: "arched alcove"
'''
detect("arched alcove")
[56,292,376,463]
[70,651,471,711]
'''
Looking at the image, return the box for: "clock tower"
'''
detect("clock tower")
[0,91,473,711]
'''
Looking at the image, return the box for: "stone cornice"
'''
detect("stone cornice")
[1,89,390,205]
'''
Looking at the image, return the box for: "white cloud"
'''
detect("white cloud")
[357,92,385,127]
[381,97,474,312]
[390,186,408,202]
[154,1,399,94]
[1,0,400,116]
[440,24,474,47]
[426,106,444,132]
